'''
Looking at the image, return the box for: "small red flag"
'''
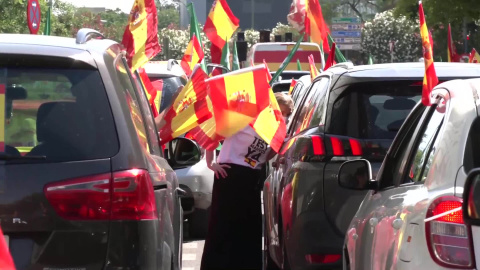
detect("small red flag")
[324,42,336,71]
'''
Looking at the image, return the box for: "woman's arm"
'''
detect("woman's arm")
[206,150,230,179]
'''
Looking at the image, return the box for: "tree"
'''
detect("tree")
[157,6,180,29]
[362,10,422,63]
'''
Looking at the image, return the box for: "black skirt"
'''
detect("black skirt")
[200,163,263,270]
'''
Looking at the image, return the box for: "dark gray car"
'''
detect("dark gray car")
[0,29,184,269]
[263,62,480,270]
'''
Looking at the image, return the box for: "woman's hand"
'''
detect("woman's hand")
[209,163,231,179]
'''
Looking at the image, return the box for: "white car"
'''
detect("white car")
[340,77,480,269]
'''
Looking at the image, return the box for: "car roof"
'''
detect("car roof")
[144,60,186,78]
[327,62,480,79]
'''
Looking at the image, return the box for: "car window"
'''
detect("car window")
[149,76,185,113]
[0,54,119,162]
[291,81,303,100]
[291,77,329,135]
[130,69,162,157]
[115,58,152,154]
[405,106,444,183]
[377,104,426,189]
[308,78,330,128]
[329,81,421,140]
[292,81,307,103]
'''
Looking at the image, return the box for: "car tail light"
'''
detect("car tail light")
[425,196,475,268]
[325,135,363,157]
[305,254,341,264]
[294,135,364,161]
[45,169,158,221]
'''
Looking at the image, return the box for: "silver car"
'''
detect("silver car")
[340,78,480,269]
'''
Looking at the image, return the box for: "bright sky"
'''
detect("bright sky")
[61,0,135,13]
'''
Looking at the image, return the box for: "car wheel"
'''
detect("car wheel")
[188,207,210,239]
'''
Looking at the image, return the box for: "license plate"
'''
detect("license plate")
[3,235,8,250]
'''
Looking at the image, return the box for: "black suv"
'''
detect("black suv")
[263,62,480,270]
[0,29,184,269]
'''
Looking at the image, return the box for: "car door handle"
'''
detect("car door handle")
[154,184,168,190]
[175,187,188,197]
[392,218,403,230]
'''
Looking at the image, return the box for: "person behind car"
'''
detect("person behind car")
[274,92,294,124]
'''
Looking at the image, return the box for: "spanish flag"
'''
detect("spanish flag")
[324,42,336,71]
[288,79,297,95]
[138,68,159,117]
[181,34,205,77]
[447,24,458,62]
[190,98,225,151]
[208,65,271,138]
[419,1,438,106]
[0,227,14,270]
[308,54,319,81]
[305,0,330,53]
[250,89,287,153]
[469,48,480,63]
[204,0,239,64]
[121,0,161,72]
[159,66,212,144]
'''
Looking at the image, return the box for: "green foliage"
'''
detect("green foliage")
[157,6,179,29]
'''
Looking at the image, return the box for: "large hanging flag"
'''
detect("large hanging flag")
[221,40,231,70]
[232,41,241,70]
[137,67,159,117]
[159,66,212,144]
[288,79,297,95]
[181,34,205,77]
[0,227,15,270]
[208,65,271,138]
[121,0,161,72]
[327,33,347,63]
[308,54,318,81]
[324,42,336,70]
[305,0,330,53]
[419,1,438,106]
[250,89,287,153]
[204,0,240,64]
[469,48,480,63]
[447,24,458,62]
[188,3,207,72]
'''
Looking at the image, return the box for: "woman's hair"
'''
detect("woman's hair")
[274,92,294,110]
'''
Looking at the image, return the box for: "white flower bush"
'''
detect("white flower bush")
[362,11,422,63]
[157,24,211,62]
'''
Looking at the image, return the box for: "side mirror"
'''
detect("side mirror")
[207,64,230,75]
[338,159,377,190]
[463,169,480,225]
[168,137,202,168]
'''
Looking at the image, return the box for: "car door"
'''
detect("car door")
[349,101,446,270]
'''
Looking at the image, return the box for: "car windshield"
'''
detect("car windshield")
[330,80,422,140]
[149,76,187,112]
[0,54,118,162]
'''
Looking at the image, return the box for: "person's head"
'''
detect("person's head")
[274,92,294,122]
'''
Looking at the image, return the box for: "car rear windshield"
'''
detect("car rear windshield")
[0,54,119,162]
[329,81,422,140]
[149,76,187,113]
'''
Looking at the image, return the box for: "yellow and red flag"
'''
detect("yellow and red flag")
[121,0,161,72]
[137,68,159,117]
[159,66,212,144]
[305,0,330,53]
[308,54,319,81]
[288,79,297,95]
[181,34,205,77]
[469,48,480,63]
[324,42,336,71]
[207,65,271,138]
[447,24,458,62]
[150,78,164,113]
[419,1,438,106]
[190,100,224,151]
[250,89,287,153]
[0,85,4,152]
[203,0,239,64]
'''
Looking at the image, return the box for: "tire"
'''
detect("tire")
[188,207,210,239]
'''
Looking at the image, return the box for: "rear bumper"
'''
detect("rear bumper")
[287,211,343,270]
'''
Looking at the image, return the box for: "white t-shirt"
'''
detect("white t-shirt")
[217,126,270,169]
